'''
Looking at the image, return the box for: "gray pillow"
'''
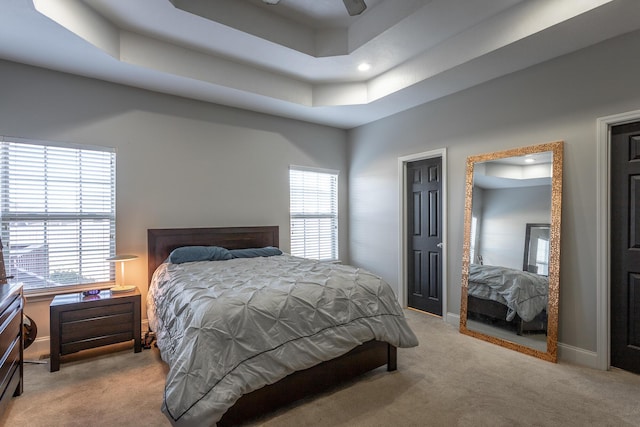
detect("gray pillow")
[229,247,282,259]
[169,246,232,264]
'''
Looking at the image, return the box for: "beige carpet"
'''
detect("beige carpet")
[2,309,639,427]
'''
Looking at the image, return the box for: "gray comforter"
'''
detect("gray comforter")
[467,263,548,322]
[148,254,418,426]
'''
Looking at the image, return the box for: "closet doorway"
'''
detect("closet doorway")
[610,121,640,375]
[399,149,447,319]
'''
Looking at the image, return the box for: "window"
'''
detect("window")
[535,237,549,276]
[0,137,116,293]
[470,216,478,263]
[289,167,338,261]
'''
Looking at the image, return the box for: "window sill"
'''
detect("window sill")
[23,282,115,302]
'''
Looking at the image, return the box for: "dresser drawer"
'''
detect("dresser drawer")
[0,296,20,337]
[0,284,23,416]
[0,337,20,397]
[0,310,20,365]
[0,292,19,319]
[0,361,20,418]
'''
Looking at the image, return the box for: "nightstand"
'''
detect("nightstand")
[49,287,141,372]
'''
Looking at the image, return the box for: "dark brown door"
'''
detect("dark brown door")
[611,121,640,374]
[407,157,443,315]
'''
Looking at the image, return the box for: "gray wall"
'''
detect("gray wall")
[0,60,348,356]
[478,185,551,269]
[348,29,640,353]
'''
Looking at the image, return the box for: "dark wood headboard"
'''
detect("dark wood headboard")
[147,226,279,284]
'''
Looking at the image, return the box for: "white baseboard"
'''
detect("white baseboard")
[446,312,460,327]
[444,312,599,369]
[24,319,150,361]
[557,342,598,369]
[24,337,50,361]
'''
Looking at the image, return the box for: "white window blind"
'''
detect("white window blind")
[0,138,116,292]
[289,167,338,261]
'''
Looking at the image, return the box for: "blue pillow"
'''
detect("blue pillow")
[229,246,282,259]
[169,246,232,264]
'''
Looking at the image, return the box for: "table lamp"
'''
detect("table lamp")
[106,254,138,293]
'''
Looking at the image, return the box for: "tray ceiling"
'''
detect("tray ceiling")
[1,0,639,128]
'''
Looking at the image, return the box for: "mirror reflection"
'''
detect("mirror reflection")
[460,141,563,362]
[523,223,550,275]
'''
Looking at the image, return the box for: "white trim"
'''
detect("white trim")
[23,337,51,361]
[398,148,448,322]
[24,282,115,300]
[445,311,459,327]
[558,343,598,369]
[596,109,640,371]
[0,134,115,153]
[288,164,339,176]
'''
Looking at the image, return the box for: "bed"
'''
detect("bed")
[147,226,418,426]
[466,264,548,335]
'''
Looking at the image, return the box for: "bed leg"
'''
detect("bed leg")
[517,318,524,336]
[387,345,397,371]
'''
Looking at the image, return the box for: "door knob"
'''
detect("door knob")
[437,242,443,248]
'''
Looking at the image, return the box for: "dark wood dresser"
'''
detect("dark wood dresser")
[0,283,23,417]
[49,288,141,372]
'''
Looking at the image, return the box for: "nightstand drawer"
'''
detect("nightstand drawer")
[61,302,133,323]
[61,311,134,343]
[61,331,135,355]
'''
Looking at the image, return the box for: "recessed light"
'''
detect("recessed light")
[525,158,535,163]
[358,62,371,72]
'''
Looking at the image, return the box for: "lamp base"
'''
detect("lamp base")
[110,285,135,293]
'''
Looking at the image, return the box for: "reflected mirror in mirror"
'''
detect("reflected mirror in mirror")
[460,141,563,362]
[523,223,550,275]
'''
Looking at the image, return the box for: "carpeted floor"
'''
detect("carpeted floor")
[2,309,639,427]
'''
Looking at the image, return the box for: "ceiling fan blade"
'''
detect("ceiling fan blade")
[262,0,280,4]
[343,0,367,16]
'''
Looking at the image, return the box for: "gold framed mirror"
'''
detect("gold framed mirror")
[459,141,563,362]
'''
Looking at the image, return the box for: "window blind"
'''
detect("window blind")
[0,138,116,292]
[289,167,338,261]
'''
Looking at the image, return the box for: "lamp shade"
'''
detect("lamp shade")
[107,254,138,293]
[106,254,138,262]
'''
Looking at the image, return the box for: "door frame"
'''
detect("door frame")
[398,148,448,321]
[596,108,640,370]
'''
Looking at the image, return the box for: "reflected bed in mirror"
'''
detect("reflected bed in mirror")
[460,141,563,362]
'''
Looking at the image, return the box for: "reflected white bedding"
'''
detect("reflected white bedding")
[467,263,548,322]
[148,254,418,426]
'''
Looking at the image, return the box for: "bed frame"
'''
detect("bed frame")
[147,226,397,426]
[467,295,547,336]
